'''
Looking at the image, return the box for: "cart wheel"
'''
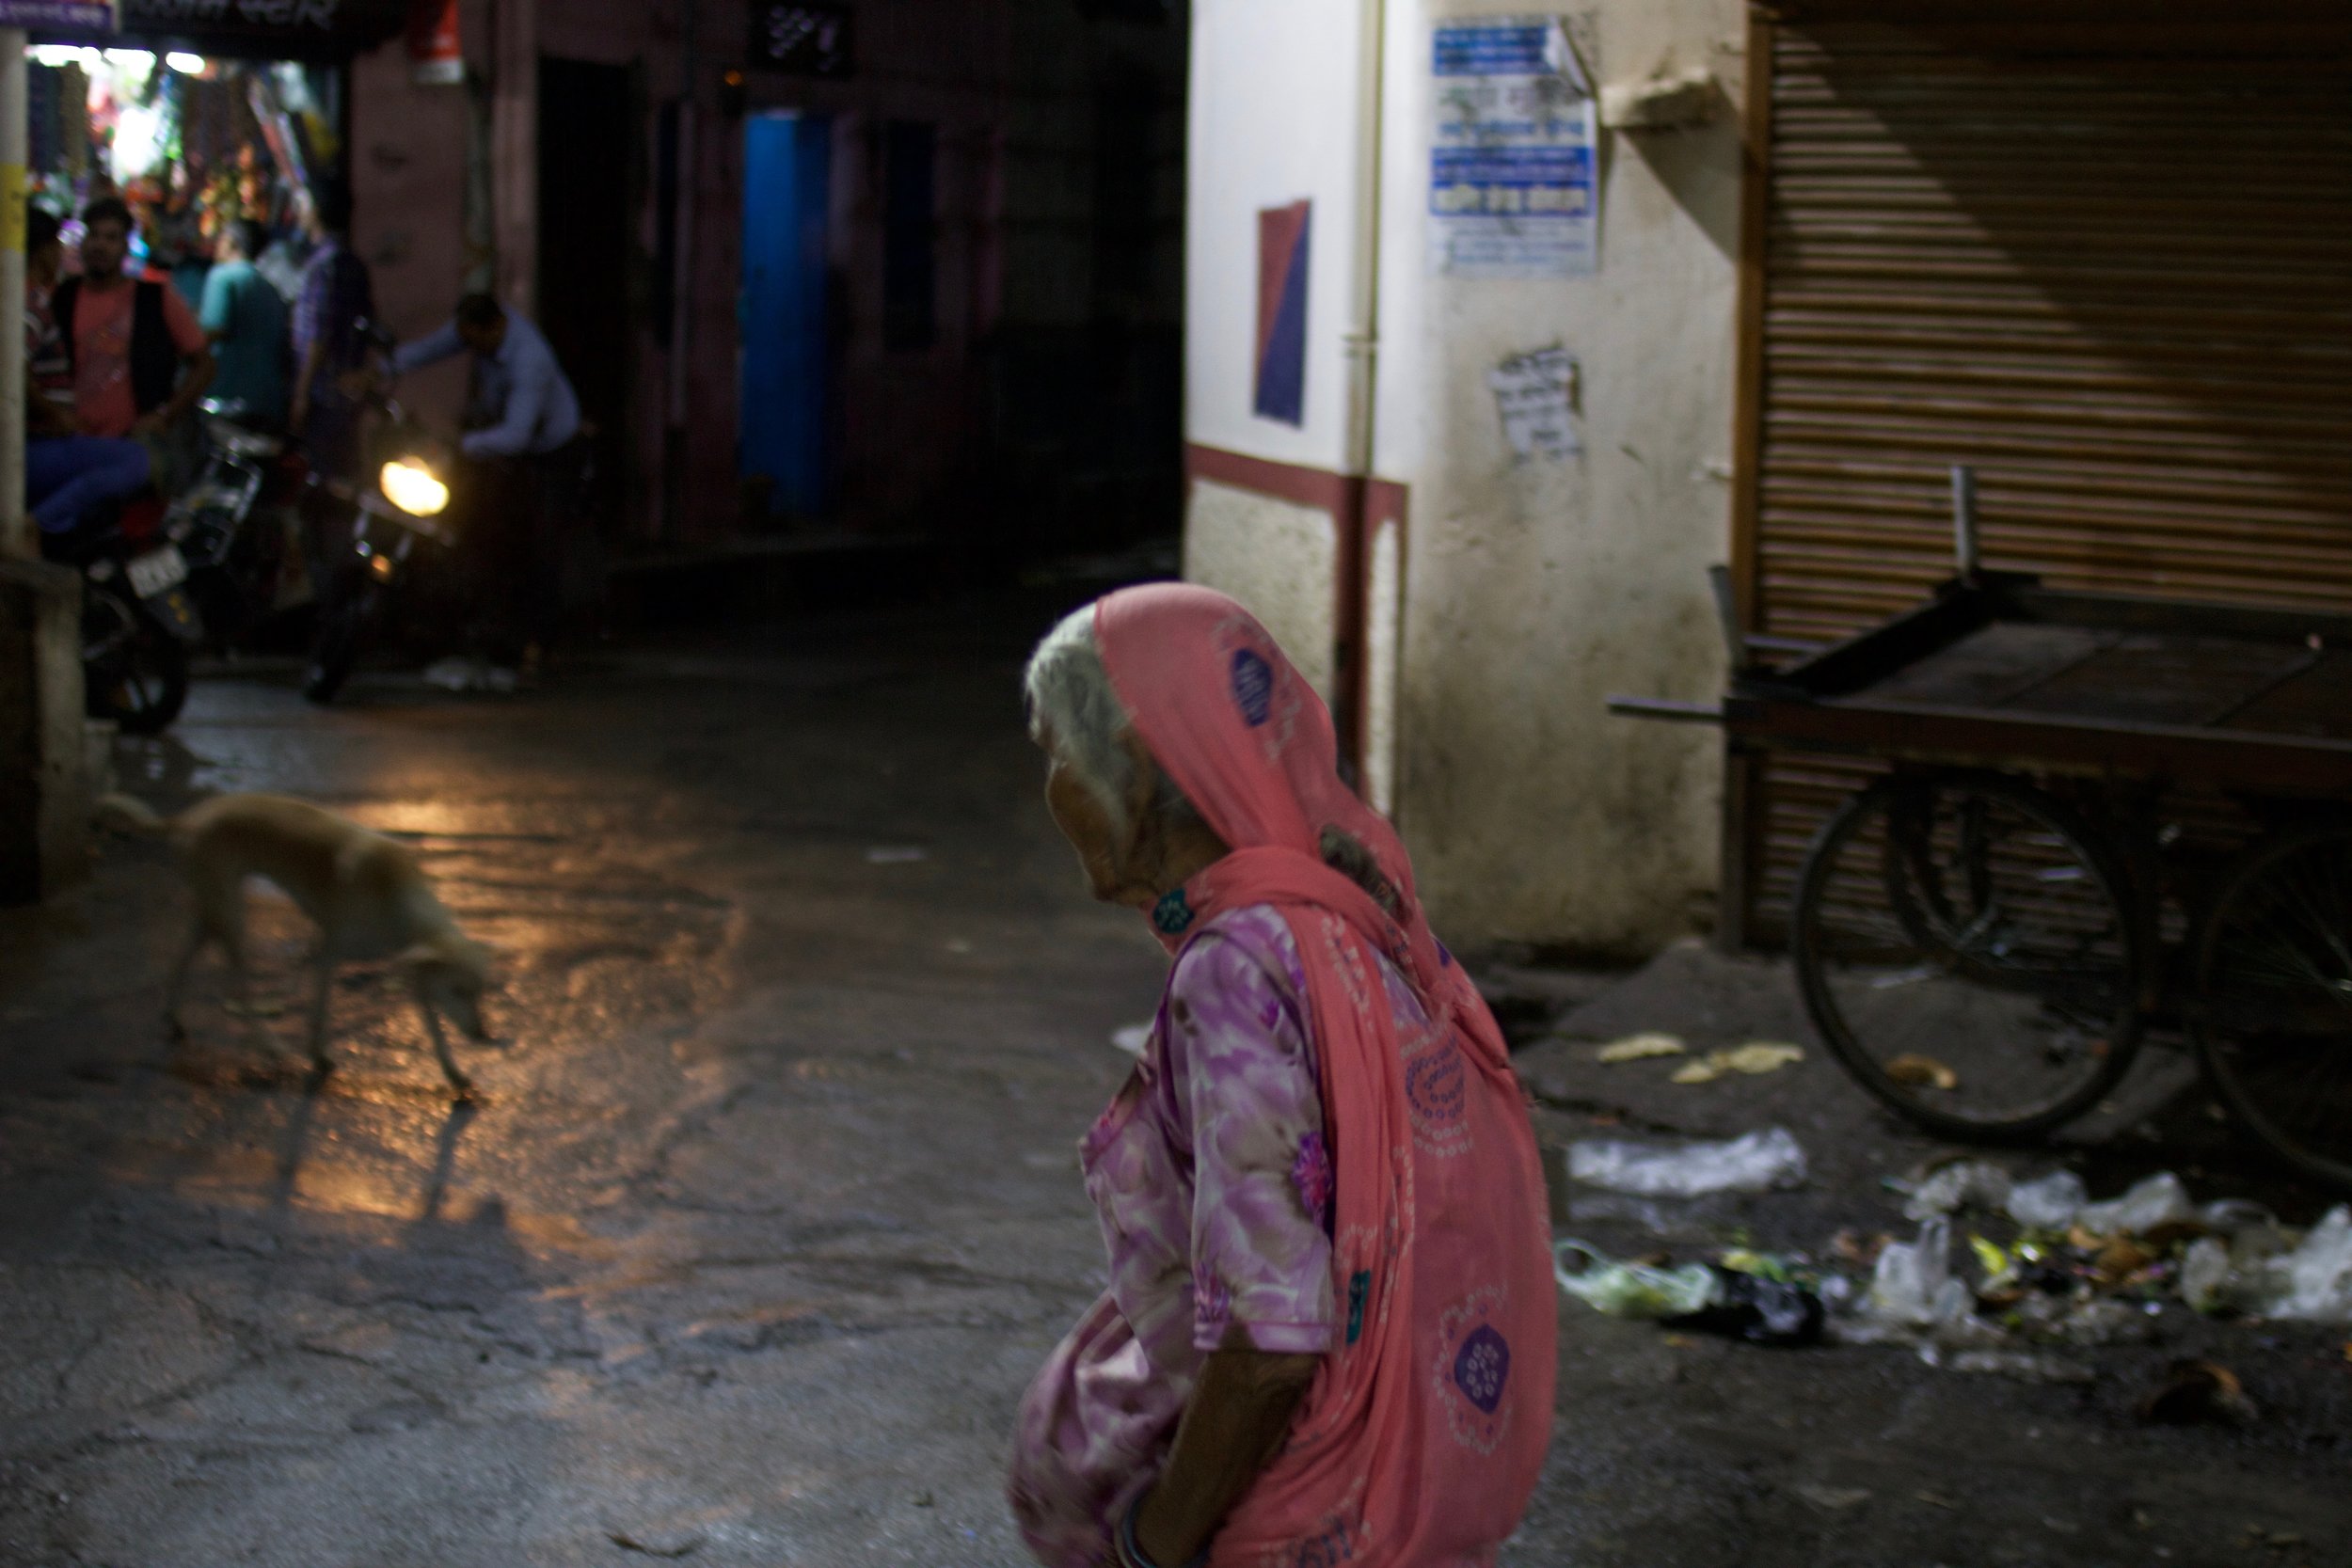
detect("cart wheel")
[2190,819,2352,1194]
[1792,774,2148,1143]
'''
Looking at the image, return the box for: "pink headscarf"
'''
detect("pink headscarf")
[1095,584,1554,1567]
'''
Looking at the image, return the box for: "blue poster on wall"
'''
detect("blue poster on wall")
[1429,17,1597,277]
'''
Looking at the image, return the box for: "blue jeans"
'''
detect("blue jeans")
[27,436,152,534]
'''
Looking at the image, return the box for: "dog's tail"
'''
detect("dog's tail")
[94,793,170,836]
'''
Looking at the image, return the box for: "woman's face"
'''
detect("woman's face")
[1042,742,1140,908]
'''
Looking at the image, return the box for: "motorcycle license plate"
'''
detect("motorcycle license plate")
[126,545,190,600]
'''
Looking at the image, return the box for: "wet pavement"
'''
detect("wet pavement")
[2,596,2346,1567]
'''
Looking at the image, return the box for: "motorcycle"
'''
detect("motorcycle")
[165,399,310,651]
[301,412,456,705]
[45,499,203,736]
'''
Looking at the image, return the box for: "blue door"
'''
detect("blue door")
[739,113,832,517]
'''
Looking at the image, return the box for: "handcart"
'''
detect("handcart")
[1613,471,2352,1192]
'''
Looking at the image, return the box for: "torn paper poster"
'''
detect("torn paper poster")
[1489,347,1580,460]
[1430,16,1598,278]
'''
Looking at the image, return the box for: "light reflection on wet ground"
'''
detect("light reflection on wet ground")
[0,623,1163,1565]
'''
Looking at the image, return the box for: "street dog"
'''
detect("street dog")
[96,792,492,1098]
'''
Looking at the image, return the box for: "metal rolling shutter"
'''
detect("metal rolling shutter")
[1734,7,2352,941]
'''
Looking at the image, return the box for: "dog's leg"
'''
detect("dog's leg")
[163,924,207,1040]
[416,996,475,1101]
[303,954,339,1078]
[218,919,281,1060]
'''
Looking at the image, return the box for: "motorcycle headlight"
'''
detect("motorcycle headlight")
[380,458,451,518]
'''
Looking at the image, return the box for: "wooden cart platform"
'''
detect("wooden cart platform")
[1724,573,2352,797]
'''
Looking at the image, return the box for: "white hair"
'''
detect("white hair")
[1022,602,1400,915]
[1023,605,1195,834]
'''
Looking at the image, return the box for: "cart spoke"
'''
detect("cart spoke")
[1797,775,2144,1140]
[2195,822,2352,1194]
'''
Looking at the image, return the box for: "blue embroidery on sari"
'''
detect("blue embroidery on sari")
[1231,648,1274,726]
[1453,1324,1511,1414]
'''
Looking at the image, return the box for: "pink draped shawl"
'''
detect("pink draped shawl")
[1094,584,1554,1567]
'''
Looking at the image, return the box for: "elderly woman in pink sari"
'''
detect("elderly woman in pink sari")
[1009,584,1554,1568]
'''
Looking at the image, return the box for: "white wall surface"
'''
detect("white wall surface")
[1183,480,1341,703]
[1185,0,1372,469]
[1184,0,1740,955]
[1390,0,1741,953]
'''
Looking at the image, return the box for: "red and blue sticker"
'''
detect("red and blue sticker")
[1254,200,1311,427]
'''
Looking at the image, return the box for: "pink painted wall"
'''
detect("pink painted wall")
[346,39,472,437]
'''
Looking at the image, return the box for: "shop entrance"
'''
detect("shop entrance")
[738,111,832,520]
[537,56,633,511]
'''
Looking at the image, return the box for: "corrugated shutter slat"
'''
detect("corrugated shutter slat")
[1742,18,2352,940]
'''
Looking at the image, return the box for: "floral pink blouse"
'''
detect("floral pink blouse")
[1011,904,1436,1567]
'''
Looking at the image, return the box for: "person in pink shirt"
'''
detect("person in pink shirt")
[50,196,214,444]
[1012,586,1555,1568]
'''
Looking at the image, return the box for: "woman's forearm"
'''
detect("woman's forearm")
[1131,1345,1319,1565]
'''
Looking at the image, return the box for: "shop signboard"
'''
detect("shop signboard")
[0,1,118,27]
[749,2,852,79]
[83,0,409,55]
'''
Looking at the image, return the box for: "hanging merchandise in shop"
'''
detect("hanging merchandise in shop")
[1430,15,1597,278]
[750,1,853,79]
[405,0,458,86]
[26,44,342,304]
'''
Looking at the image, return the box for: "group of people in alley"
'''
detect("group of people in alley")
[22,183,587,679]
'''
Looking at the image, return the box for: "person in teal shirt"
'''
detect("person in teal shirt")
[199,219,290,426]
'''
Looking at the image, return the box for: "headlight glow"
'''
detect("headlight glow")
[380,459,450,518]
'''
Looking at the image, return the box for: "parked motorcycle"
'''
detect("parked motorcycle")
[46,503,202,736]
[166,399,309,651]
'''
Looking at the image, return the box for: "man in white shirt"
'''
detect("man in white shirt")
[393,293,581,459]
[392,294,587,676]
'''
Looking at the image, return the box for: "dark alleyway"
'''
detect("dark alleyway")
[0,594,2344,1567]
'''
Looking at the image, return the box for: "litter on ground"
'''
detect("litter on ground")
[1553,1240,1822,1347]
[1553,1163,2352,1383]
[1567,1127,1808,1197]
[1595,1032,1686,1064]
[1669,1042,1805,1085]
[1885,1053,1960,1090]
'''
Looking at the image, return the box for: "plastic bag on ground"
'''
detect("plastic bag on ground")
[1669,1270,1825,1347]
[1567,1127,1807,1197]
[2074,1172,2196,1237]
[2252,1206,2352,1323]
[1903,1161,2012,1222]
[2006,1170,2088,1230]
[1867,1216,1952,1327]
[1553,1240,1718,1318]
[1553,1242,1824,1346]
[2180,1237,2233,1313]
